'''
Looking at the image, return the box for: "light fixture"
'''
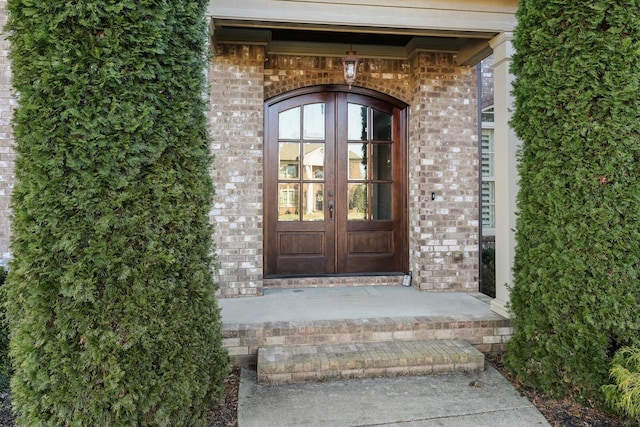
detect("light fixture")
[342,49,361,89]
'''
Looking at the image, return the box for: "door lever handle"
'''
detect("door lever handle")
[328,200,334,222]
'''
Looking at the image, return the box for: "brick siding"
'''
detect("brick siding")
[408,52,480,291]
[213,45,479,295]
[209,45,266,297]
[212,46,479,294]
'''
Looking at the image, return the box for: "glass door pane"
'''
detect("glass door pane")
[278,183,299,221]
[348,104,368,141]
[279,143,299,179]
[302,143,324,180]
[347,103,393,221]
[372,109,392,141]
[372,183,392,220]
[348,143,367,179]
[302,183,324,221]
[303,104,325,140]
[372,144,392,180]
[278,103,326,222]
[279,107,300,139]
[348,183,367,220]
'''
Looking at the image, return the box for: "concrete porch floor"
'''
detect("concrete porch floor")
[219,286,504,324]
[218,286,512,367]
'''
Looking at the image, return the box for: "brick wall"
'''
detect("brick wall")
[408,52,480,291]
[213,44,480,295]
[209,44,265,297]
[0,1,14,267]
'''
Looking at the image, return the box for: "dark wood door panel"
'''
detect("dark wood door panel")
[343,253,402,273]
[347,231,393,254]
[279,232,324,255]
[276,255,330,275]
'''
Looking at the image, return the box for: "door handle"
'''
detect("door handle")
[328,200,334,222]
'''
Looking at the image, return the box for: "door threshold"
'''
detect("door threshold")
[263,273,405,290]
[265,272,404,279]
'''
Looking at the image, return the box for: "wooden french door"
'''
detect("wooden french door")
[265,87,407,277]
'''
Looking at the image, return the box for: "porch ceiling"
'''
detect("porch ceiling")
[208,0,518,65]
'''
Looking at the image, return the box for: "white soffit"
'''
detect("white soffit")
[207,0,517,35]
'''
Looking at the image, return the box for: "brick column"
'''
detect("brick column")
[0,1,14,267]
[489,32,519,317]
[209,44,265,297]
[408,52,480,291]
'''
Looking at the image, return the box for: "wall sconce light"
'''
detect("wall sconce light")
[342,49,361,89]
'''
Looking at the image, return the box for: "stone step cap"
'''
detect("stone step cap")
[258,339,484,385]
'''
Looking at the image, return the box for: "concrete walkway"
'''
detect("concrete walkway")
[238,366,550,426]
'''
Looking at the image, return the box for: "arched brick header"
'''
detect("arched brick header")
[265,84,408,109]
[264,55,412,103]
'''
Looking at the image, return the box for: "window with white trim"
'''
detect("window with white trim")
[481,107,495,235]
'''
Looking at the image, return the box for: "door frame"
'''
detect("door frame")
[264,85,409,277]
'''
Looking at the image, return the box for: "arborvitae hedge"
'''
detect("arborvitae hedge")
[4,1,229,425]
[506,0,640,402]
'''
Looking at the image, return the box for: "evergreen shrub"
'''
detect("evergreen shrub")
[603,347,640,422]
[4,1,229,425]
[506,0,640,402]
[0,266,8,392]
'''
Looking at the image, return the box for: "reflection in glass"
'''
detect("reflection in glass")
[373,109,392,141]
[348,183,368,220]
[279,107,300,139]
[279,143,300,179]
[372,144,392,181]
[303,103,325,140]
[481,151,494,177]
[303,183,324,221]
[278,183,299,221]
[348,103,368,141]
[372,183,392,220]
[482,181,495,228]
[348,143,367,180]
[481,130,494,177]
[303,143,324,180]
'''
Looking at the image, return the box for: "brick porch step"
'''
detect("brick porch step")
[257,339,484,385]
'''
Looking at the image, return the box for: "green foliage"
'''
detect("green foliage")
[0,266,9,392]
[4,1,229,425]
[481,247,495,298]
[603,347,640,421]
[506,0,640,403]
